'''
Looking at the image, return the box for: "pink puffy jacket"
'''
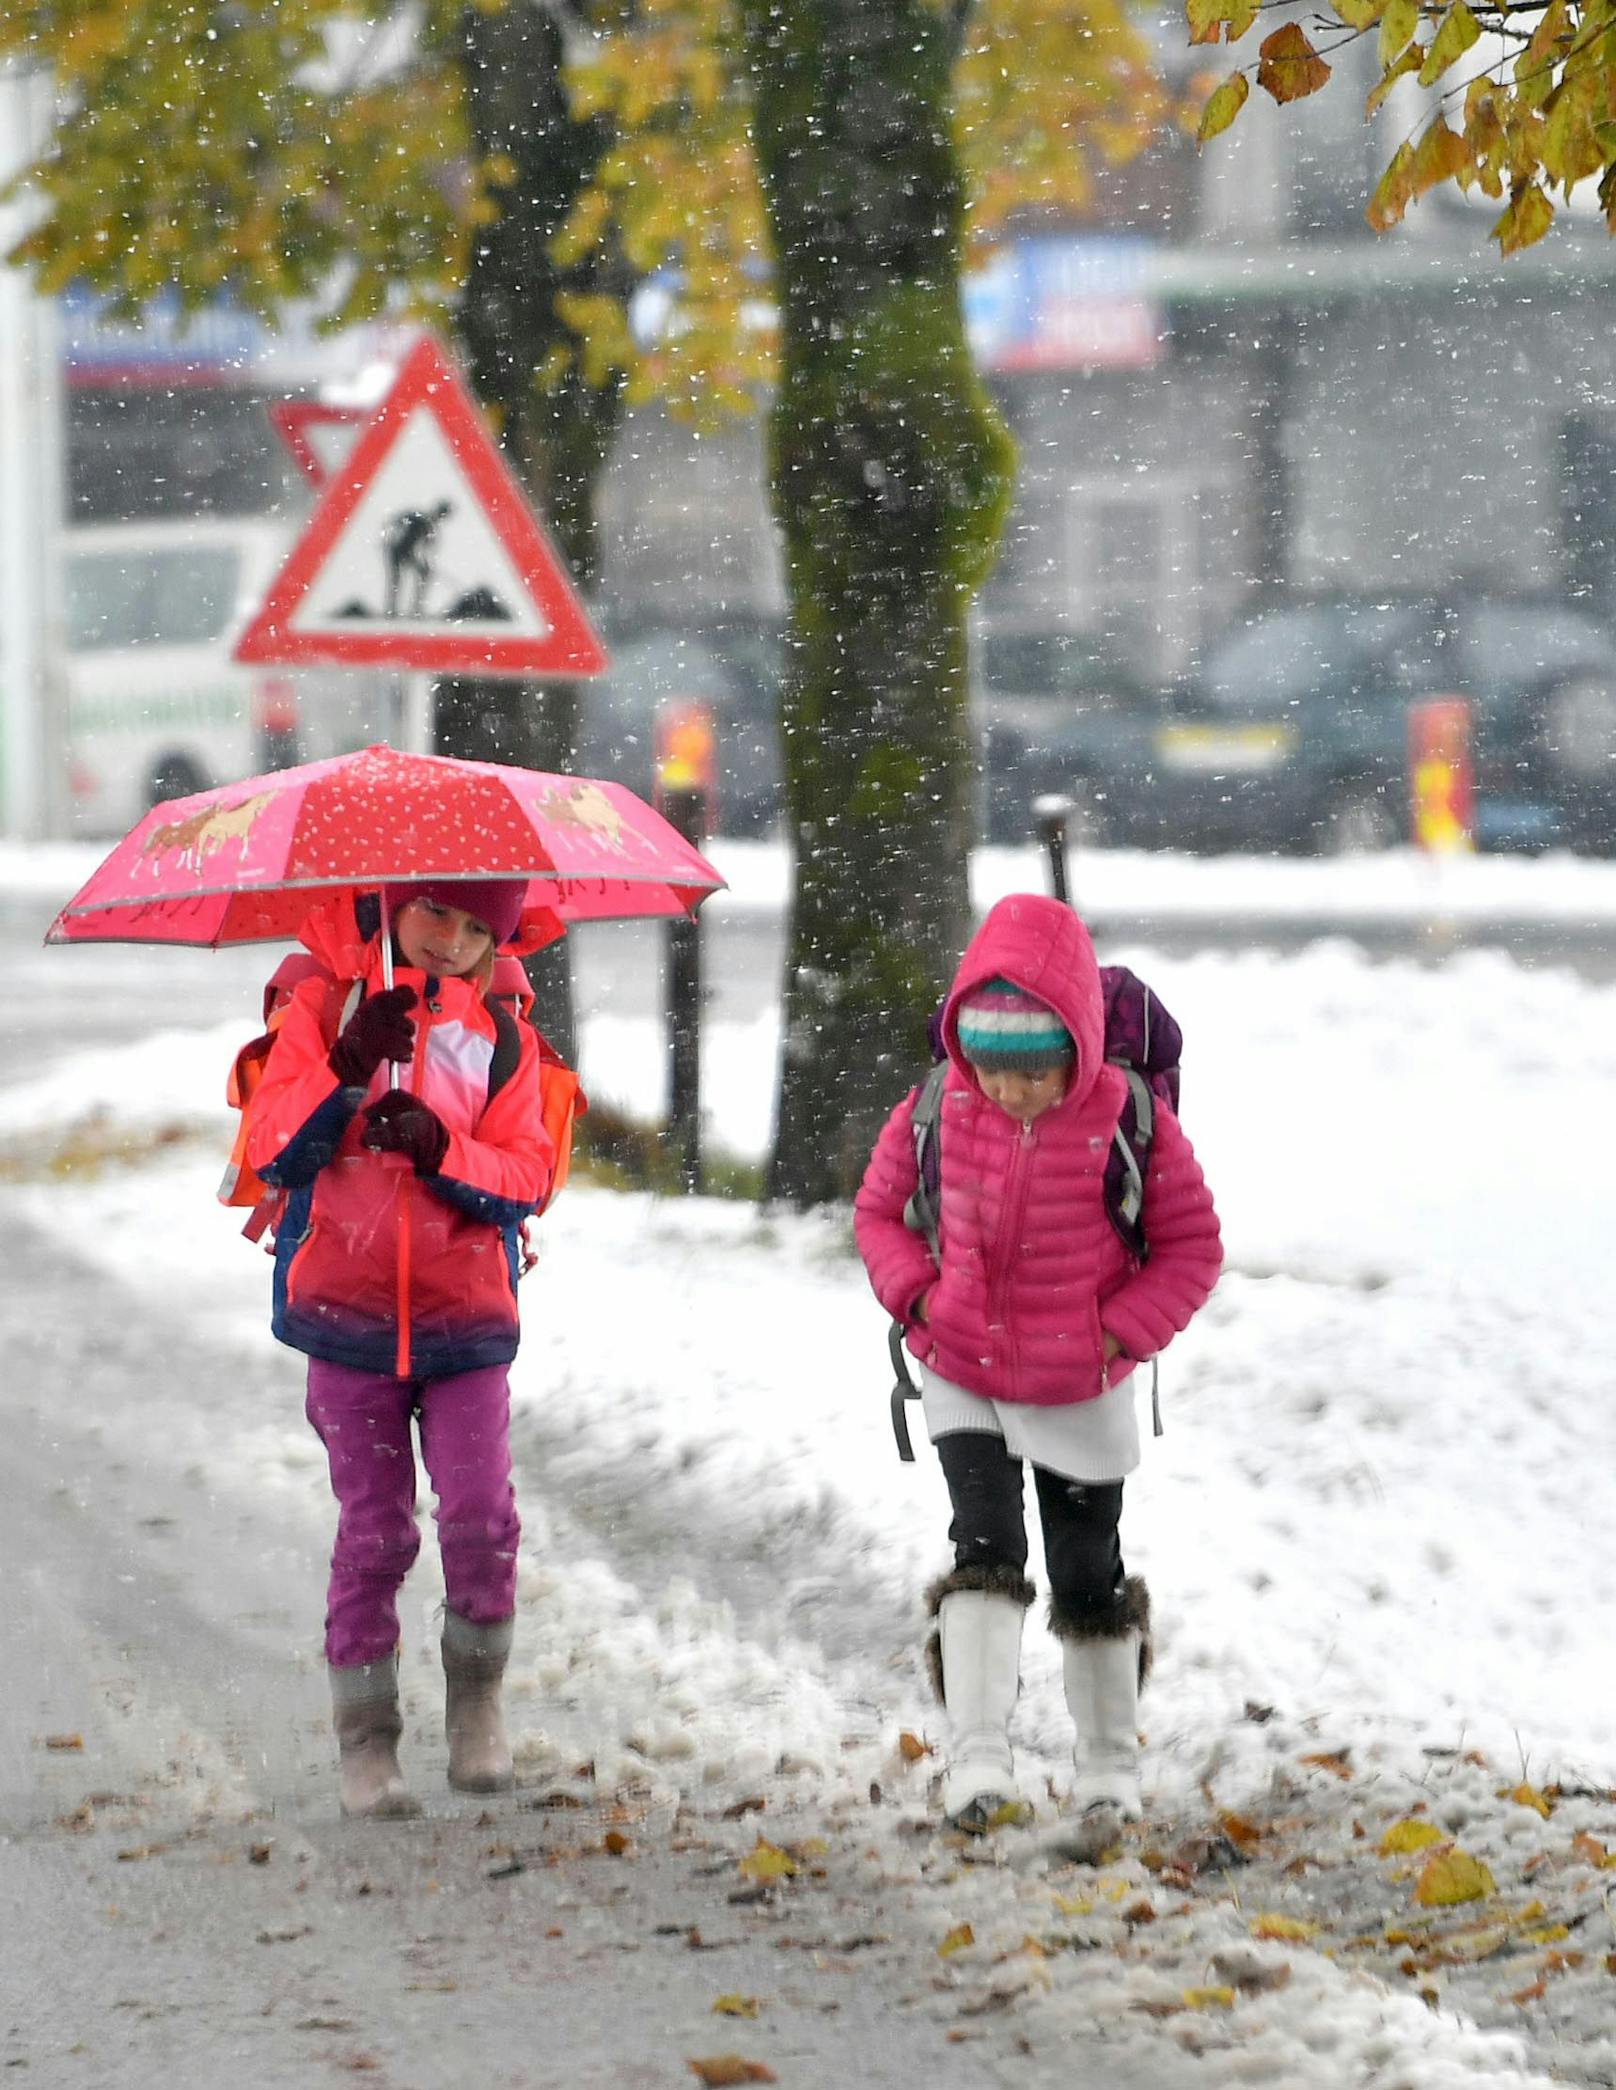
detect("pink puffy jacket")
[854,894,1222,1408]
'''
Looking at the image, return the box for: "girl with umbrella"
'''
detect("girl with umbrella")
[247,876,552,1817]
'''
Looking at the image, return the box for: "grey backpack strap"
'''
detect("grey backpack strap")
[1110,1064,1154,1231]
[900,1060,948,1257]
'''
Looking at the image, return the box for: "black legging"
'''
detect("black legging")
[935,1429,1124,1623]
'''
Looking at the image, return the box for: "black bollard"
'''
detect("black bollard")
[1032,793,1074,907]
[660,782,708,1194]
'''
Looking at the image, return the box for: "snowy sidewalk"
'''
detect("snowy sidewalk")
[5,922,1616,2079]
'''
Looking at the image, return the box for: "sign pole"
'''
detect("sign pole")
[654,701,717,1195]
[402,671,435,757]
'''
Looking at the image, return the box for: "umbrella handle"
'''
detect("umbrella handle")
[378,886,401,1091]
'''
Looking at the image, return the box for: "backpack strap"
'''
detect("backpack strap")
[1108,1063,1155,1244]
[484,992,522,1104]
[900,1059,949,1258]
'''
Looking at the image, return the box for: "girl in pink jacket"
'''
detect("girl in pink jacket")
[854,893,1221,1833]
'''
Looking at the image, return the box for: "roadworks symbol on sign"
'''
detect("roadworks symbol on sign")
[236,335,607,680]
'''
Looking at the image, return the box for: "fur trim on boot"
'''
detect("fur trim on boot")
[923,1563,1036,1704]
[442,1611,515,1795]
[1047,1574,1152,1691]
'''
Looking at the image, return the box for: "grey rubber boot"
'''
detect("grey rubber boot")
[330,1655,421,1819]
[442,1611,515,1794]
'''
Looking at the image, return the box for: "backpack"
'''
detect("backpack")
[219,951,584,1251]
[887,965,1182,1460]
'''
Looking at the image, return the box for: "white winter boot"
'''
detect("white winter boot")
[442,1611,515,1794]
[330,1655,421,1819]
[927,1568,1034,1833]
[1056,1576,1152,1824]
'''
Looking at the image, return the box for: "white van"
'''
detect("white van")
[61,517,393,837]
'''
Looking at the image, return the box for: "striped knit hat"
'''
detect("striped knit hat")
[956,977,1075,1073]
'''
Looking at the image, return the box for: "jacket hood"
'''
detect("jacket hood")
[295,890,563,982]
[941,893,1105,1106]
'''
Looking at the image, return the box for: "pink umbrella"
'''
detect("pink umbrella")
[46,743,725,950]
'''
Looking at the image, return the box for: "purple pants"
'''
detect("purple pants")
[305,1358,520,1668]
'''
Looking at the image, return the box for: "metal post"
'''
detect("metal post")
[401,671,435,756]
[1032,792,1074,907]
[0,63,66,841]
[660,785,706,1193]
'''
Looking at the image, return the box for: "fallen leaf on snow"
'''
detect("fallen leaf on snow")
[1299,1750,1352,1780]
[1250,1914,1318,1941]
[1501,1782,1554,1819]
[711,1995,760,2018]
[1415,1847,1496,1907]
[1571,1833,1616,1869]
[1181,1985,1237,2009]
[937,1923,975,1958]
[1379,1819,1450,1857]
[736,1840,797,1884]
[1217,1811,1264,1852]
[43,1734,84,1752]
[897,1731,932,1762]
[686,2060,777,2086]
[1209,1949,1292,1995]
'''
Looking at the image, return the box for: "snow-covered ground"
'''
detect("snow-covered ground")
[4,843,1615,2086]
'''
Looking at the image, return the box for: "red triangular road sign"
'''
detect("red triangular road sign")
[237,336,608,679]
[268,399,366,489]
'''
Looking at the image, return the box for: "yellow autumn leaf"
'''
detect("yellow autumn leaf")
[1250,1913,1320,1941]
[938,1922,976,1958]
[1051,1891,1094,1916]
[1410,117,1472,200]
[1197,70,1249,144]
[1379,1818,1451,1857]
[1186,0,1229,43]
[1366,140,1417,230]
[1518,1923,1571,1944]
[711,1995,761,2018]
[1379,0,1419,66]
[896,1730,932,1762]
[1414,1846,1497,1907]
[1418,1,1481,87]
[1334,0,1384,25]
[1182,1986,1237,2009]
[1504,1782,1554,1819]
[1257,23,1332,103]
[1367,42,1424,117]
[1492,179,1554,255]
[737,1838,798,1883]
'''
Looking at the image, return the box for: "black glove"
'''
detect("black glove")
[328,985,416,1088]
[360,1091,450,1176]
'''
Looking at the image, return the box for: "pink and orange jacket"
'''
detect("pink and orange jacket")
[246,897,555,1382]
[854,894,1222,1408]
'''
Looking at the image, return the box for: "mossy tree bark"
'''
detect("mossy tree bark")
[742,0,1015,1204]
[434,1,630,1056]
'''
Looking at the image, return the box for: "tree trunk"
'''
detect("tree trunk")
[440,0,629,1057]
[742,0,1015,1205]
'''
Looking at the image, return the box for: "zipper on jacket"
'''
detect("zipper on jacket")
[392,983,437,1379]
[986,1117,1037,1377]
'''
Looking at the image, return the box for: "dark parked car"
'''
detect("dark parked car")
[578,613,786,838]
[1022,594,1616,854]
[972,630,1155,845]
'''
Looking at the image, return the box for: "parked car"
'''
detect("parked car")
[62,518,390,837]
[577,612,787,838]
[971,629,1156,845]
[1031,593,1616,855]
